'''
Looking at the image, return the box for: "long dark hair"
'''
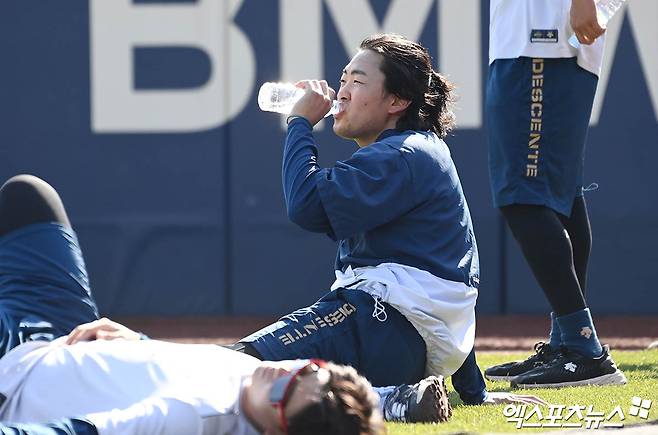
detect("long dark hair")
[360,33,455,138]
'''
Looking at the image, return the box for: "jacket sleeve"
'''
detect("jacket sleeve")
[283,118,415,240]
[282,118,335,237]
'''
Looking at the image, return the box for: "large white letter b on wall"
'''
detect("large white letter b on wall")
[90,0,254,133]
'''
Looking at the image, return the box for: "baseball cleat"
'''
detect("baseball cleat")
[383,375,452,423]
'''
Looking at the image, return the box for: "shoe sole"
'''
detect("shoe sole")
[484,374,517,382]
[512,370,628,389]
[414,376,452,423]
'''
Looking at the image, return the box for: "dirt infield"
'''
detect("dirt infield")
[115,315,658,350]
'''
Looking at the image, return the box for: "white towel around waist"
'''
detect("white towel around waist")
[332,263,477,377]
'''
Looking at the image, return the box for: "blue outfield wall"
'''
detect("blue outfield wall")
[1,1,656,316]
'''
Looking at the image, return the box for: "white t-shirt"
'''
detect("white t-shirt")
[489,0,606,76]
[0,338,261,435]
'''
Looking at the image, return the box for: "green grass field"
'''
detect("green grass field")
[387,350,658,434]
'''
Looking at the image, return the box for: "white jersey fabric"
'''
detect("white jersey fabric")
[489,0,606,76]
[0,338,260,435]
[332,263,477,377]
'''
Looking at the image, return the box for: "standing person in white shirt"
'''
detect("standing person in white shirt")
[484,0,627,388]
[0,318,383,435]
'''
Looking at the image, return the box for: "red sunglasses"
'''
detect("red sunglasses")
[268,359,327,433]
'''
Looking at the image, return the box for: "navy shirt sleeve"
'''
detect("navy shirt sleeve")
[451,347,487,405]
[283,118,415,240]
[282,118,335,237]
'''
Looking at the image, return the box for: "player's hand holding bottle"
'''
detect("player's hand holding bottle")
[570,0,606,45]
[289,80,337,126]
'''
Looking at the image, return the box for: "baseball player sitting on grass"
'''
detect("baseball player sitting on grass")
[230,33,545,422]
[236,32,478,388]
[0,174,384,435]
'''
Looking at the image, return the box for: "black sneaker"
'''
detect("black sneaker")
[382,376,452,423]
[511,345,627,389]
[484,342,559,381]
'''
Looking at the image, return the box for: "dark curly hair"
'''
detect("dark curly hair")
[287,362,385,435]
[359,33,455,138]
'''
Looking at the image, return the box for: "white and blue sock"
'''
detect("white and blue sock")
[557,308,603,358]
[374,386,396,415]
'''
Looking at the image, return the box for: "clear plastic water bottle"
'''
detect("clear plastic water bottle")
[257,82,340,117]
[569,0,626,49]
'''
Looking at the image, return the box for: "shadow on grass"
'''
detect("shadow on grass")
[448,383,529,407]
[448,391,462,406]
[617,362,658,376]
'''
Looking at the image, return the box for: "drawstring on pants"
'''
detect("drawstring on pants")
[372,295,387,322]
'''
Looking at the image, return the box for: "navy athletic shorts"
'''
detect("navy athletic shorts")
[487,56,598,216]
[239,288,426,387]
[0,223,99,357]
